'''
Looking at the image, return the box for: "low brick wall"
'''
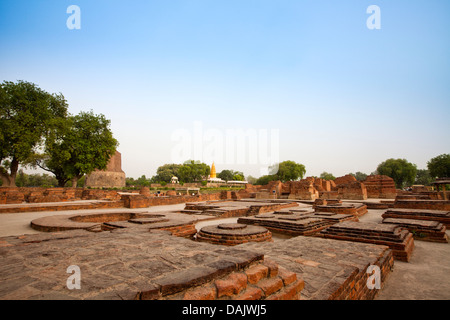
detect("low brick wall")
[121,193,223,209]
[382,218,448,243]
[314,203,368,217]
[394,199,450,211]
[382,208,450,227]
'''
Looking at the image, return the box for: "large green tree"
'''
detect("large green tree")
[34,110,118,187]
[349,172,368,181]
[427,154,450,179]
[152,164,181,183]
[320,172,336,180]
[271,160,306,182]
[415,169,433,186]
[178,160,210,183]
[376,158,417,189]
[0,80,68,187]
[218,169,245,181]
[255,174,278,185]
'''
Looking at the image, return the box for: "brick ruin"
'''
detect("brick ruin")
[239,174,397,202]
[364,175,397,199]
[319,221,415,262]
[85,151,126,189]
[196,223,273,246]
[2,174,450,300]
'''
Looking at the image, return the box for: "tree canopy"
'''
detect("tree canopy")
[271,160,306,182]
[255,160,306,185]
[152,164,181,183]
[319,172,336,180]
[177,160,210,183]
[348,172,368,181]
[376,158,417,189]
[34,110,118,187]
[415,169,433,186]
[0,80,68,186]
[427,154,450,179]
[218,169,245,181]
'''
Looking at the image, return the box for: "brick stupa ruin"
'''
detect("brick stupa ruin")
[85,151,126,189]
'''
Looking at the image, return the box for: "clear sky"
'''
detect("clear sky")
[1,0,449,179]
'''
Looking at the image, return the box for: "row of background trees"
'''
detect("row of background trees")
[1,81,448,189]
[126,155,450,189]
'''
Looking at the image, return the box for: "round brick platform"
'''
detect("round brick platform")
[30,211,198,238]
[196,223,272,246]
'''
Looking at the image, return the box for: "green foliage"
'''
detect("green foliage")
[14,170,58,187]
[218,169,234,181]
[270,160,306,182]
[152,164,181,183]
[349,172,368,181]
[177,160,210,183]
[415,169,433,186]
[255,174,278,185]
[218,169,245,181]
[126,175,150,187]
[0,80,68,186]
[427,154,450,179]
[35,110,118,187]
[246,175,257,184]
[319,172,336,180]
[376,158,417,189]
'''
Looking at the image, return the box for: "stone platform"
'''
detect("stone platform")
[0,228,303,300]
[382,218,448,243]
[382,208,450,227]
[239,235,394,300]
[314,202,368,217]
[30,211,199,238]
[196,223,272,246]
[0,200,124,214]
[319,221,414,262]
[0,225,393,300]
[181,200,298,218]
[237,211,357,236]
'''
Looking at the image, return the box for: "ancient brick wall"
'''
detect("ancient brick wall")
[363,175,397,199]
[85,151,126,188]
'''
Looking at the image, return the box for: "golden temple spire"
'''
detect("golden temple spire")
[210,162,217,179]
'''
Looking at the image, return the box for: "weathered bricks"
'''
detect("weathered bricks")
[238,210,358,237]
[394,199,450,211]
[319,221,415,262]
[382,208,450,227]
[196,223,272,246]
[215,273,248,298]
[245,264,269,284]
[382,217,448,243]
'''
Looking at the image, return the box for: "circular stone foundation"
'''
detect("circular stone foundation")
[196,223,272,246]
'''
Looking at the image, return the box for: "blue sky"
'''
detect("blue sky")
[1,0,449,178]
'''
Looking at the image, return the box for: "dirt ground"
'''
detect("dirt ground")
[0,203,449,300]
[359,209,450,300]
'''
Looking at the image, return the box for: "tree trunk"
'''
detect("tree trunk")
[57,179,67,187]
[0,158,19,187]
